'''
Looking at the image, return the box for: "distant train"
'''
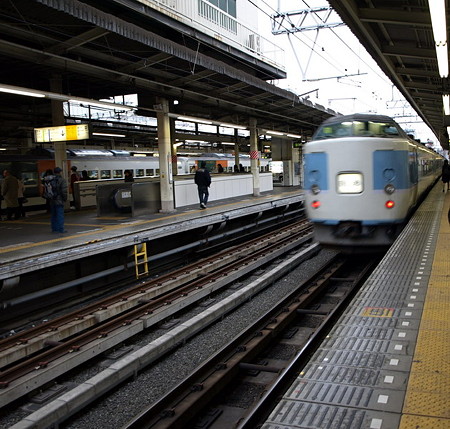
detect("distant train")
[303,113,444,250]
[0,150,271,211]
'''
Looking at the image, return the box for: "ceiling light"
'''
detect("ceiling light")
[0,84,46,98]
[429,0,447,45]
[92,132,126,137]
[443,95,450,115]
[219,123,247,129]
[176,115,213,125]
[429,0,448,77]
[267,130,284,136]
[435,44,449,78]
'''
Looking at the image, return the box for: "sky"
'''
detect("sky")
[256,0,440,149]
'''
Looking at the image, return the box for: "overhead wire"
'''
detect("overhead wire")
[251,0,393,86]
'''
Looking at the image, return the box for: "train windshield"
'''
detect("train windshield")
[313,119,402,140]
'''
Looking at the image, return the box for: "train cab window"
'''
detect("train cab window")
[135,169,144,177]
[101,170,111,179]
[88,170,99,180]
[146,169,155,176]
[113,169,123,178]
[314,118,403,140]
[155,168,160,176]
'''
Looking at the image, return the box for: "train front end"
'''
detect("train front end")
[304,114,415,250]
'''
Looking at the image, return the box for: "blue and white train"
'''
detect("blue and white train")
[303,113,444,249]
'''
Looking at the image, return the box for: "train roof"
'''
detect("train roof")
[320,113,397,125]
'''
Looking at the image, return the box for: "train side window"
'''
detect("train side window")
[146,169,155,176]
[155,168,160,175]
[113,169,123,178]
[136,169,144,177]
[101,170,111,179]
[88,170,99,180]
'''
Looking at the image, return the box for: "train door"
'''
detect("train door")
[409,146,419,204]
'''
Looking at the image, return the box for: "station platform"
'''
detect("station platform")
[262,183,450,428]
[0,186,303,282]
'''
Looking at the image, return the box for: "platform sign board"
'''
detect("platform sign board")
[34,124,89,142]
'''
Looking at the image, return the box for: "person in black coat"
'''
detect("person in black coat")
[442,159,450,192]
[194,161,211,209]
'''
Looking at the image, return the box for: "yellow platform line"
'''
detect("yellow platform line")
[400,192,450,428]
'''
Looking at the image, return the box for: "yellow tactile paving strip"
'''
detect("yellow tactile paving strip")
[400,194,450,427]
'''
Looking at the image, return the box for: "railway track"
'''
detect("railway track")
[0,220,315,411]
[123,255,378,429]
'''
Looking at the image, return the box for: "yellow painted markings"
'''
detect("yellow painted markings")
[400,191,450,428]
[361,307,394,317]
[0,190,300,254]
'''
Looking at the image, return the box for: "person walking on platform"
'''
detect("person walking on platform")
[46,167,68,233]
[1,170,20,220]
[442,159,450,192]
[194,161,211,209]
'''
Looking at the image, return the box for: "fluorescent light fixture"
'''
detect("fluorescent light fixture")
[267,130,284,135]
[443,95,450,115]
[0,84,137,109]
[176,115,213,125]
[435,44,449,78]
[0,84,46,98]
[221,142,236,146]
[429,0,447,44]
[92,132,126,137]
[219,122,247,130]
[173,142,184,147]
[429,0,448,77]
[286,133,302,138]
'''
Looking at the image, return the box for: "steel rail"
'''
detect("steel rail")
[0,219,309,356]
[122,255,349,429]
[0,223,313,389]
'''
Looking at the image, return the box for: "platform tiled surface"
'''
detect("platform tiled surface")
[263,184,448,429]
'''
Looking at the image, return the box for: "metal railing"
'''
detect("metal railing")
[137,0,285,70]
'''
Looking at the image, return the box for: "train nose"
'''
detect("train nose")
[334,221,362,238]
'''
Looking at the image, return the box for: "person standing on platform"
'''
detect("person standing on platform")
[17,176,26,218]
[41,168,54,213]
[442,159,450,192]
[194,161,211,209]
[47,167,68,233]
[1,170,20,220]
[70,166,80,208]
[124,169,134,182]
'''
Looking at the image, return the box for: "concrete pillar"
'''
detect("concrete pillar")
[234,129,240,173]
[156,98,175,213]
[50,75,69,208]
[249,118,260,196]
[50,75,66,176]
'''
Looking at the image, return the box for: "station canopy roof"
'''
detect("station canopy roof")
[0,0,337,149]
[328,0,449,150]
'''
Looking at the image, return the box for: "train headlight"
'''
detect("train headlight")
[384,183,395,195]
[311,184,321,195]
[385,200,395,209]
[337,172,363,194]
[311,200,321,209]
